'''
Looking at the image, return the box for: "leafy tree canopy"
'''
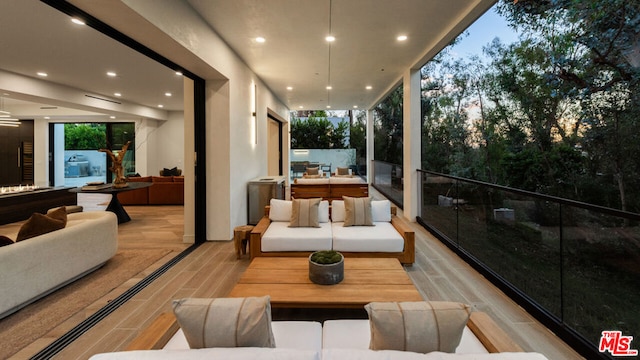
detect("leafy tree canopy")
[290,111,348,149]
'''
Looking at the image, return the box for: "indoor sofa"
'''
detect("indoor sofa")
[250,198,415,265]
[118,176,184,205]
[88,305,548,360]
[0,211,118,319]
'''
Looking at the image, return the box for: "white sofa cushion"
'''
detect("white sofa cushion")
[322,319,370,349]
[322,349,549,360]
[270,199,292,222]
[331,222,404,252]
[331,200,345,222]
[90,348,321,360]
[371,200,391,222]
[318,200,329,223]
[262,222,333,252]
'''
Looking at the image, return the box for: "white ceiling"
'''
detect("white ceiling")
[184,0,495,110]
[0,0,495,118]
[0,0,184,120]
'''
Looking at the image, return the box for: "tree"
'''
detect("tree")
[374,85,403,164]
[349,111,367,167]
[496,0,640,209]
[64,123,106,150]
[290,111,348,149]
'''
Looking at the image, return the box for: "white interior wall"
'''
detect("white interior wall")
[152,111,185,173]
[123,0,290,240]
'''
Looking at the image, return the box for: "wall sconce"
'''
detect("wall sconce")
[251,82,257,145]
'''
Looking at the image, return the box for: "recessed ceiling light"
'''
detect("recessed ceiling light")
[256,37,266,43]
[114,92,122,97]
[158,104,164,108]
[175,71,183,76]
[326,105,331,109]
[286,86,293,91]
[110,116,116,119]
[165,92,172,97]
[397,35,408,41]
[353,105,358,108]
[71,18,85,25]
[326,86,332,90]
[37,72,48,77]
[299,106,304,109]
[325,35,335,42]
[44,116,50,120]
[107,71,117,77]
[366,86,373,90]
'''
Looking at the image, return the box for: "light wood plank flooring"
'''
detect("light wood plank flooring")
[5,192,583,359]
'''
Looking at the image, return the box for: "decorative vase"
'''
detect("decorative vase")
[309,251,344,285]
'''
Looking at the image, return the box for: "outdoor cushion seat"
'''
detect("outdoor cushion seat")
[330,221,404,253]
[261,221,333,252]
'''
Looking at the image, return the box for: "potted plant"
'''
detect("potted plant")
[308,250,344,285]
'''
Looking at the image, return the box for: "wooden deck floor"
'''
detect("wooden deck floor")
[6,192,583,359]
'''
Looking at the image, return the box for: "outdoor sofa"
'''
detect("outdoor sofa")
[250,198,415,265]
[88,300,549,360]
[291,176,369,202]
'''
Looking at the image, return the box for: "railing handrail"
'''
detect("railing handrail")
[418,169,640,221]
[372,159,402,167]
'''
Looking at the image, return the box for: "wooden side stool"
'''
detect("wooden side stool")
[233,225,254,259]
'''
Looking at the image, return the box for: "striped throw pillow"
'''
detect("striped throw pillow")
[289,198,321,227]
[343,196,373,226]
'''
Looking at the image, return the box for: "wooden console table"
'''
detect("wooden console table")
[229,257,423,308]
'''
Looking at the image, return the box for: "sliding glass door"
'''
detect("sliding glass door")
[49,122,135,187]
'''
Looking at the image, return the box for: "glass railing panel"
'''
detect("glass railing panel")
[372,160,403,207]
[420,174,460,243]
[561,205,640,346]
[449,180,564,319]
[418,170,640,356]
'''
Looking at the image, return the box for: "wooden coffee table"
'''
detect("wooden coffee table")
[228,257,423,308]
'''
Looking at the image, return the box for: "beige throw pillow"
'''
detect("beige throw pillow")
[343,196,373,226]
[336,167,350,175]
[306,167,319,175]
[172,296,275,349]
[365,301,471,353]
[289,198,321,227]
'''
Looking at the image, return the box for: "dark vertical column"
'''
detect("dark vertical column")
[194,78,206,243]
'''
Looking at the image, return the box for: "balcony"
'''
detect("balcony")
[418,169,640,359]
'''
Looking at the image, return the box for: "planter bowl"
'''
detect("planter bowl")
[309,251,344,285]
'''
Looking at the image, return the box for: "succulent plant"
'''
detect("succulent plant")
[310,250,343,264]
